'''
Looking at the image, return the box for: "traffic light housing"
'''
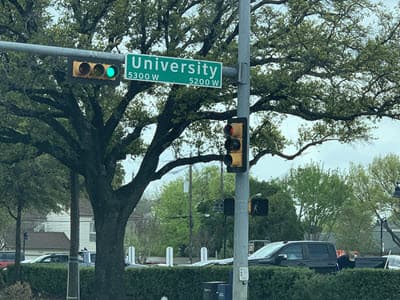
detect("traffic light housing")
[224,197,235,216]
[249,197,268,216]
[223,117,247,173]
[68,58,120,85]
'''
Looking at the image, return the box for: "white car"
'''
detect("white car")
[383,255,400,269]
[22,253,70,264]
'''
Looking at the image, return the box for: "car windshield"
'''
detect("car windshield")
[29,255,52,263]
[248,242,284,259]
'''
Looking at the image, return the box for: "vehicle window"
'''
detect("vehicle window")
[279,244,303,260]
[308,244,330,259]
[248,242,284,259]
[42,257,52,263]
[0,253,15,261]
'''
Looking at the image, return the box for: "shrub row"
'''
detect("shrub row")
[4,265,400,300]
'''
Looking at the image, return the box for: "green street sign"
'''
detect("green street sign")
[124,53,222,88]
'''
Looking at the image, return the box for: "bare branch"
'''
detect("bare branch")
[250,137,338,167]
[152,153,222,181]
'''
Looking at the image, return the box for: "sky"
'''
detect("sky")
[251,117,400,182]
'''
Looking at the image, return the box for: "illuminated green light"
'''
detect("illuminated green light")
[106,66,117,78]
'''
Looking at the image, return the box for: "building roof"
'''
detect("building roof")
[6,232,70,251]
[79,198,93,217]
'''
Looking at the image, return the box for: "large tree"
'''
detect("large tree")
[1,1,400,298]
[347,154,400,250]
[285,163,352,240]
[154,167,302,258]
[0,145,69,281]
[249,179,303,243]
[155,166,235,258]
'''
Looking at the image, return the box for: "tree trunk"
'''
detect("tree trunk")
[93,206,128,300]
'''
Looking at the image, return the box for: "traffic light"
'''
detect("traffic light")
[249,197,268,216]
[68,58,120,85]
[224,197,235,216]
[223,117,247,173]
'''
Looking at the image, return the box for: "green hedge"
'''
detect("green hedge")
[5,264,67,298]
[4,265,400,300]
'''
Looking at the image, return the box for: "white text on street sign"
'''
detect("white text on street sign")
[124,53,222,88]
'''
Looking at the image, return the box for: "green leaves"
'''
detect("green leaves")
[285,162,352,239]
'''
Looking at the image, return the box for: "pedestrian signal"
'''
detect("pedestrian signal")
[249,197,268,216]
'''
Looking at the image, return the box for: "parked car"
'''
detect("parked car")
[383,255,400,269]
[125,263,148,269]
[23,253,69,264]
[23,252,95,266]
[354,256,387,269]
[0,251,25,269]
[197,241,338,274]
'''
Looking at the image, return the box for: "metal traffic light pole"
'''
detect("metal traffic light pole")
[0,41,237,78]
[233,0,250,299]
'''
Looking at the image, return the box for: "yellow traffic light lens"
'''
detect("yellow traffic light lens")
[93,64,105,76]
[78,62,90,75]
[224,138,241,151]
[106,66,117,78]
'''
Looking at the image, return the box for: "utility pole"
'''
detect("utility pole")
[220,156,227,259]
[233,0,250,299]
[188,163,193,264]
[67,170,80,300]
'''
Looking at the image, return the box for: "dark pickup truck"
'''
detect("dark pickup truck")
[199,241,388,273]
[207,240,338,274]
[246,240,338,274]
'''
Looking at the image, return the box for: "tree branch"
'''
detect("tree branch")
[152,154,222,181]
[250,137,338,167]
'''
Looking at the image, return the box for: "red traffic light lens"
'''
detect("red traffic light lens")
[224,124,233,136]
